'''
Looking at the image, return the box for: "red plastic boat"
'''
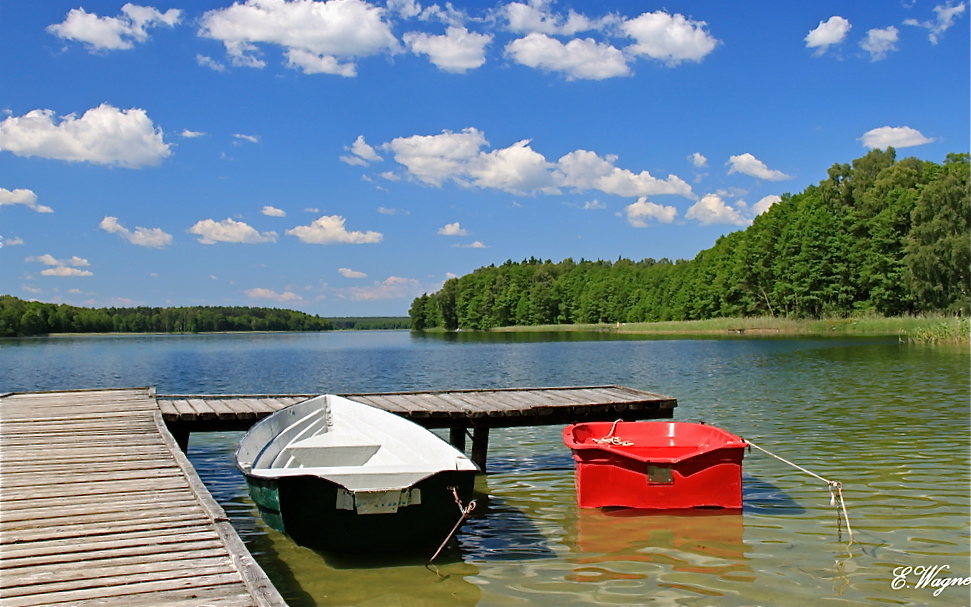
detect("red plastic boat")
[563,420,747,509]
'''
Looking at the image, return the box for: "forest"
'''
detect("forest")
[0,297,334,337]
[409,150,970,331]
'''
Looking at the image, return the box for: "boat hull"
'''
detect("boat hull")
[245,468,476,553]
[564,421,746,510]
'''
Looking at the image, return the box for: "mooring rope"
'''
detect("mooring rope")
[591,419,633,446]
[746,440,854,546]
[427,487,477,565]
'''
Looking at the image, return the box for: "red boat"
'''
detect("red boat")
[563,420,747,509]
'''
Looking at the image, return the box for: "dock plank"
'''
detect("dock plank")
[0,389,288,607]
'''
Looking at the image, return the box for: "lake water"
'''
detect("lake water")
[2,331,969,606]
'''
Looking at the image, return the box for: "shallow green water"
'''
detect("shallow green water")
[3,332,968,605]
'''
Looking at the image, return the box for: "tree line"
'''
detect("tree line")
[0,297,335,337]
[410,150,970,330]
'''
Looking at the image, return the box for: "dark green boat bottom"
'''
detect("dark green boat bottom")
[245,471,477,553]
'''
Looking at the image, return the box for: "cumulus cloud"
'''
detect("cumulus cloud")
[688,152,707,168]
[339,267,367,278]
[503,0,618,36]
[0,104,171,168]
[340,135,383,166]
[905,1,967,44]
[26,253,93,277]
[344,276,422,300]
[438,222,469,236]
[557,149,694,198]
[752,194,781,216]
[262,205,286,217]
[805,16,851,55]
[99,216,173,248]
[47,3,182,51]
[727,153,792,181]
[505,33,630,80]
[362,128,694,200]
[180,129,206,138]
[686,193,747,226]
[286,215,382,244]
[859,126,934,149]
[452,241,487,248]
[0,188,53,213]
[860,26,899,61]
[624,198,677,227]
[621,11,718,65]
[199,0,398,75]
[405,26,492,73]
[189,218,277,244]
[245,287,303,302]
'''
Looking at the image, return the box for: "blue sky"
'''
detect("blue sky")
[2,0,967,316]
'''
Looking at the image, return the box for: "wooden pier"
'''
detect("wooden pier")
[1,385,676,605]
[157,385,677,471]
[0,389,287,607]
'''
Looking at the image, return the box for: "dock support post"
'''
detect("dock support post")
[470,422,490,473]
[449,425,466,452]
[166,423,191,453]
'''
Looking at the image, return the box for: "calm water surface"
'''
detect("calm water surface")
[2,331,968,606]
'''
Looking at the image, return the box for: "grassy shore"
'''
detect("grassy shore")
[489,315,969,345]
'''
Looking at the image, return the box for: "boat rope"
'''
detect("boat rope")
[746,440,854,547]
[427,487,477,565]
[591,419,633,446]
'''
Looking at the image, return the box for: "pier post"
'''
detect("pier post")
[449,425,466,452]
[470,422,490,473]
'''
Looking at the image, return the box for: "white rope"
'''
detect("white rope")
[747,440,854,546]
[592,419,633,446]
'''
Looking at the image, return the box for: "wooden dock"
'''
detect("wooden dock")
[157,385,677,470]
[0,385,675,605]
[0,388,287,607]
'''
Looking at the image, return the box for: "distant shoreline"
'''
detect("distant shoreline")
[486,315,970,345]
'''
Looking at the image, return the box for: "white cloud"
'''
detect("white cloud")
[377,206,409,215]
[233,133,260,144]
[345,276,422,300]
[438,222,469,236]
[727,153,792,181]
[859,126,934,149]
[27,253,90,267]
[905,2,967,44]
[376,128,693,200]
[189,218,277,244]
[3,236,25,246]
[582,199,606,209]
[26,253,93,277]
[805,16,851,55]
[622,11,718,65]
[468,139,558,193]
[41,266,94,277]
[99,216,173,248]
[505,33,630,80]
[384,128,487,186]
[199,0,398,75]
[286,215,382,244]
[180,129,206,138]
[686,193,747,226]
[752,194,781,216]
[197,54,226,71]
[339,267,368,278]
[405,26,492,73]
[624,198,677,227]
[556,149,694,198]
[340,135,383,166]
[502,1,614,36]
[0,104,171,168]
[688,152,708,168]
[0,188,53,213]
[245,287,303,302]
[47,3,182,51]
[262,205,286,217]
[452,241,487,248]
[860,26,899,61]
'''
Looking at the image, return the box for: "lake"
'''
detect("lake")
[2,331,968,606]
